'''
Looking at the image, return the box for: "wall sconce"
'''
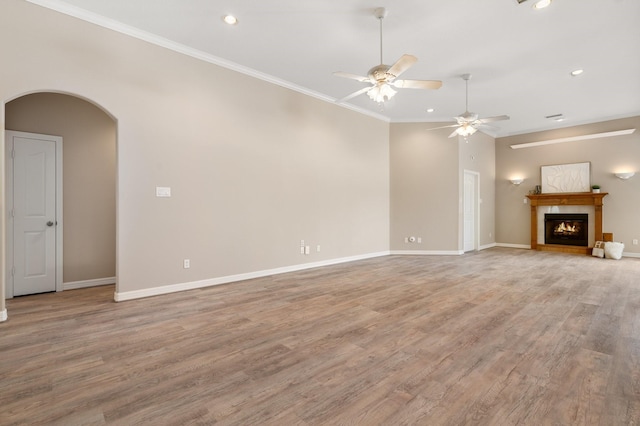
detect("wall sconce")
[614,172,635,180]
[510,178,524,185]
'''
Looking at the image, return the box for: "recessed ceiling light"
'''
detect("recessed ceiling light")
[533,0,552,9]
[222,15,238,25]
[426,108,435,113]
[570,69,584,77]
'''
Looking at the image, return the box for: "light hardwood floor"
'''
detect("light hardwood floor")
[1,248,639,425]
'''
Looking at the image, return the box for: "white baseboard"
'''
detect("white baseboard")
[390,250,464,256]
[0,309,7,322]
[114,251,390,302]
[623,252,640,258]
[64,277,116,290]
[479,243,497,251]
[495,243,531,249]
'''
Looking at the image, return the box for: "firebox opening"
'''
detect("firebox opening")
[544,213,588,246]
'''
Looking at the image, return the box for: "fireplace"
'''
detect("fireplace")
[544,213,588,246]
[526,192,606,255]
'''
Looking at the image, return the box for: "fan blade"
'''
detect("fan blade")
[477,115,510,124]
[475,123,498,130]
[336,86,372,103]
[387,54,417,79]
[448,129,460,138]
[426,123,459,131]
[333,71,371,83]
[392,79,442,90]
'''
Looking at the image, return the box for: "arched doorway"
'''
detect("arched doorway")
[4,92,117,299]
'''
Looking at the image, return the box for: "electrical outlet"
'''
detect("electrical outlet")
[417,237,422,243]
[316,245,321,252]
[183,259,190,269]
[633,239,638,245]
[404,237,409,243]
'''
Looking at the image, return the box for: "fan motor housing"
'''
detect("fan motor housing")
[368,64,393,82]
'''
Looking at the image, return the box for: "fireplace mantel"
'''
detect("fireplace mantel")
[526,192,608,254]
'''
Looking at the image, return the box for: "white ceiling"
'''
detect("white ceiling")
[31,0,640,136]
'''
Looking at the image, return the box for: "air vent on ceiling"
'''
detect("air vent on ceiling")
[545,113,565,121]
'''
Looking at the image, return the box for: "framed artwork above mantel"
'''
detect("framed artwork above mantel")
[540,162,591,193]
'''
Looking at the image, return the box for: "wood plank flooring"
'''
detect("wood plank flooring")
[1,248,639,425]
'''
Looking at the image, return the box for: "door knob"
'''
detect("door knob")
[46,221,54,227]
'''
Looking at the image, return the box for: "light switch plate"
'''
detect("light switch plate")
[156,187,171,197]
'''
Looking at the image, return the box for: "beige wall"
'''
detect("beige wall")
[390,124,459,252]
[6,93,116,283]
[389,123,495,252]
[1,0,390,308]
[495,116,640,253]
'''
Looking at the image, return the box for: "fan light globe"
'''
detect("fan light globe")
[456,125,477,137]
[367,84,397,103]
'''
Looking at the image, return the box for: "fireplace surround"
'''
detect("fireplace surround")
[526,192,607,254]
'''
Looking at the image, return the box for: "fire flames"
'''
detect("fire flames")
[554,221,579,235]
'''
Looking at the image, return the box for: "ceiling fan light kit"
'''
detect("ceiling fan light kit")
[455,125,478,137]
[333,7,442,104]
[367,83,397,103]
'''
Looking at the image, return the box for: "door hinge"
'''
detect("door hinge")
[11,209,15,218]
[11,149,15,159]
[11,266,15,277]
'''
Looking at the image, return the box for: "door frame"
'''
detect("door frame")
[463,169,480,253]
[5,130,63,298]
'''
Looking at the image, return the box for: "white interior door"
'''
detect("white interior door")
[463,171,478,252]
[6,131,62,296]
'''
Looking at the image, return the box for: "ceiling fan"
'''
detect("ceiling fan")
[333,7,442,104]
[427,74,509,138]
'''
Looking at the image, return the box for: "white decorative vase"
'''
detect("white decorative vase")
[592,188,600,193]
